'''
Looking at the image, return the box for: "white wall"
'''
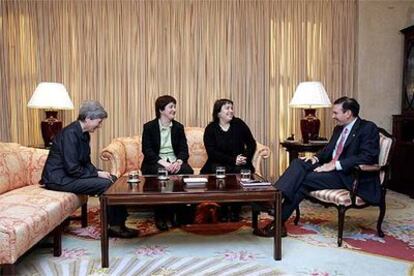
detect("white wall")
[358,0,414,132]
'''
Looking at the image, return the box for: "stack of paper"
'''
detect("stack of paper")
[240,180,272,187]
[183,177,208,183]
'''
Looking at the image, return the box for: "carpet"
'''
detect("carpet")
[15,190,414,275]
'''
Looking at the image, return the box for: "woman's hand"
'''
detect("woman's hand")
[236,154,247,166]
[169,160,182,174]
[98,171,112,180]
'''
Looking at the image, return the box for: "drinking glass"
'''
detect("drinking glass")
[215,166,226,179]
[158,167,169,180]
[240,169,251,182]
[128,170,139,182]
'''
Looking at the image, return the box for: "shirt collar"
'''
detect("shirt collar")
[158,119,173,131]
[343,117,357,133]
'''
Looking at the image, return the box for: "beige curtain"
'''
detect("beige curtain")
[0,0,357,180]
[269,0,358,176]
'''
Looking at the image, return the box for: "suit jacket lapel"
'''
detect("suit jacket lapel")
[154,119,161,152]
[330,126,343,148]
[343,118,360,150]
[170,120,178,146]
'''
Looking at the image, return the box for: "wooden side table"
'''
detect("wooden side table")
[280,141,328,163]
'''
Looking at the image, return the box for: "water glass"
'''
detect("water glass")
[158,167,169,180]
[240,169,251,181]
[216,166,226,179]
[128,170,139,182]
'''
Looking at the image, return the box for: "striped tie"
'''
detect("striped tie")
[333,128,348,161]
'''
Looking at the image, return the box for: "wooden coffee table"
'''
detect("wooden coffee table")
[100,174,282,267]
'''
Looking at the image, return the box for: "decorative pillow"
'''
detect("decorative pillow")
[118,136,144,173]
[0,150,27,194]
[185,127,207,171]
[26,148,49,185]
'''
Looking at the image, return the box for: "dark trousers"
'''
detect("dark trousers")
[45,176,128,226]
[276,159,347,222]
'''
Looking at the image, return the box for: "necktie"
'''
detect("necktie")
[333,128,348,161]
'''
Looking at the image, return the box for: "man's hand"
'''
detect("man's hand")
[236,155,247,166]
[98,171,112,180]
[314,161,336,172]
[300,156,318,165]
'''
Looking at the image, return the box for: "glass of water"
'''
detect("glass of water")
[128,170,139,182]
[216,166,226,179]
[158,167,169,180]
[240,169,251,182]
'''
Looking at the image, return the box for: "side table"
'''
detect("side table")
[280,141,328,163]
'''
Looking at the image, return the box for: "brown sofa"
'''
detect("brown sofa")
[0,142,87,275]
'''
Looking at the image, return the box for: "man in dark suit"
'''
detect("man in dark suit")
[141,95,193,230]
[254,96,380,237]
[42,101,138,238]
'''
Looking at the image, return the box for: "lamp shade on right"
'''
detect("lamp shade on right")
[289,81,331,108]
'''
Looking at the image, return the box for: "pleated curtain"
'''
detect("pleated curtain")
[0,0,357,180]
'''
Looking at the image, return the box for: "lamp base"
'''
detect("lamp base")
[300,108,320,143]
[41,111,62,148]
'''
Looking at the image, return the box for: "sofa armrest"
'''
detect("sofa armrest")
[100,141,127,177]
[252,142,271,177]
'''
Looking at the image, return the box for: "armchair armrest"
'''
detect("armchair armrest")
[358,164,380,172]
[252,142,271,177]
[351,163,384,204]
[100,141,127,178]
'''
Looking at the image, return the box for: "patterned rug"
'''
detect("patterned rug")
[15,190,414,275]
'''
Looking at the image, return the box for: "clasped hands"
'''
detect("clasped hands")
[236,154,247,166]
[159,159,183,174]
[300,156,336,172]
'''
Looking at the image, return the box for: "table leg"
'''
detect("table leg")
[274,191,282,260]
[100,196,109,267]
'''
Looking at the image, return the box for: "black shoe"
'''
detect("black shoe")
[253,222,287,238]
[108,225,139,239]
[155,218,169,231]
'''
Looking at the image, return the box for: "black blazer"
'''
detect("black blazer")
[141,119,190,171]
[200,117,256,174]
[41,121,98,185]
[316,118,381,204]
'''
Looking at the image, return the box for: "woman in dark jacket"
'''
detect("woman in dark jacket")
[141,95,193,231]
[201,98,257,221]
[41,101,137,239]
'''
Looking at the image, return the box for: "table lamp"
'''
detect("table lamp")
[28,82,74,147]
[289,81,331,143]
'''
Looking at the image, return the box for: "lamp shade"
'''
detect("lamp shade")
[28,82,74,110]
[289,81,331,108]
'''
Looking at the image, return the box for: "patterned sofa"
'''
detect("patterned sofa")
[0,142,87,275]
[100,127,271,177]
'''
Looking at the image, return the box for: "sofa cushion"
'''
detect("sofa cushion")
[0,185,82,264]
[25,148,49,185]
[0,149,28,194]
[185,127,207,172]
[0,144,49,194]
[118,136,144,174]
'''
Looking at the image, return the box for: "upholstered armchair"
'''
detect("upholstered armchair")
[294,128,395,246]
[100,127,271,177]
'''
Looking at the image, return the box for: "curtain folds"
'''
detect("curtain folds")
[0,0,357,180]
